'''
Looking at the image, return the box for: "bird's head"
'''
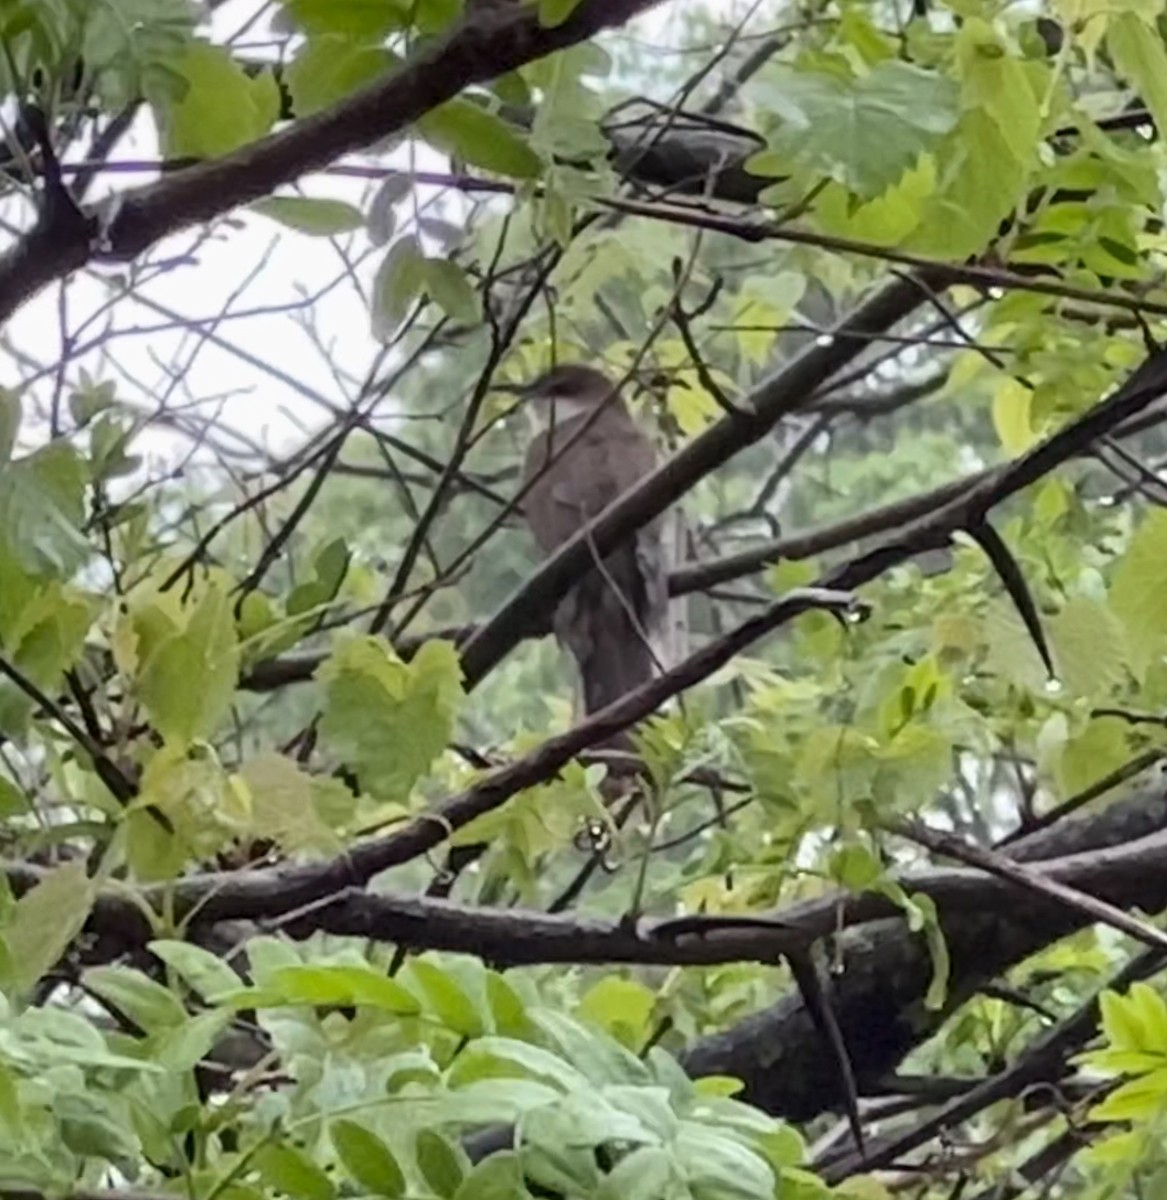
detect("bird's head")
[499,364,616,427]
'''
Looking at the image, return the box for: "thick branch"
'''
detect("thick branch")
[459,271,945,687]
[0,0,665,328]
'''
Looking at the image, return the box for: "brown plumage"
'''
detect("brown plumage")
[519,365,667,721]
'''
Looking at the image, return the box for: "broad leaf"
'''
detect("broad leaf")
[419,100,543,178]
[152,41,280,158]
[317,636,463,802]
[755,60,958,198]
[251,197,366,236]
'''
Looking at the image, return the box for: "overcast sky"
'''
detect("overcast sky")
[1,0,724,481]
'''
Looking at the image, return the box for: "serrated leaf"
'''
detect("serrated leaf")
[3,861,94,993]
[332,1119,406,1196]
[419,100,542,178]
[138,584,240,744]
[317,636,462,801]
[154,42,280,158]
[1108,12,1167,144]
[239,752,341,854]
[756,60,958,198]
[1049,596,1128,698]
[1111,509,1167,680]
[424,259,480,322]
[0,445,90,579]
[252,196,365,236]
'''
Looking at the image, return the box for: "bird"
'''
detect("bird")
[516,364,669,728]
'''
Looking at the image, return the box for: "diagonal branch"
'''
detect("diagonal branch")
[459,270,945,687]
[0,0,668,329]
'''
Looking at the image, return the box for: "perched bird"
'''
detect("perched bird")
[517,364,669,723]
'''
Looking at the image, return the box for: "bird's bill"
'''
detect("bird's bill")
[490,379,539,397]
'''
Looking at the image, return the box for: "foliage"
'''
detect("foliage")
[0,0,1166,1196]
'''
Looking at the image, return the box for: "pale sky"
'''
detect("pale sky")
[2,0,737,483]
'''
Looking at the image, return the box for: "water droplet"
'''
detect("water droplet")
[814,333,834,348]
[1044,677,1063,695]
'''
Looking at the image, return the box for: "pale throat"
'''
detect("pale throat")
[525,393,600,433]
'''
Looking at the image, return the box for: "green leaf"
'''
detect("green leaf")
[239,752,342,853]
[56,1092,140,1162]
[369,174,410,245]
[255,1142,337,1200]
[83,0,198,109]
[155,1008,234,1071]
[538,0,584,25]
[0,444,90,579]
[251,196,366,236]
[332,1119,406,1197]
[245,963,421,1013]
[82,965,187,1033]
[153,41,280,158]
[372,236,427,338]
[0,776,27,816]
[0,389,20,465]
[595,1146,674,1200]
[1049,596,1128,699]
[317,636,463,802]
[14,1006,164,1072]
[419,100,543,178]
[0,581,96,736]
[578,978,654,1048]
[280,0,411,36]
[447,1037,586,1091]
[149,939,242,1002]
[1108,12,1167,143]
[1091,1069,1167,1122]
[286,35,395,116]
[955,21,1043,164]
[675,1125,776,1199]
[416,1130,469,1198]
[451,1152,527,1200]
[756,60,958,198]
[424,259,480,322]
[407,959,485,1037]
[1111,509,1167,680]
[138,583,240,744]
[2,861,95,994]
[130,745,251,878]
[991,377,1037,454]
